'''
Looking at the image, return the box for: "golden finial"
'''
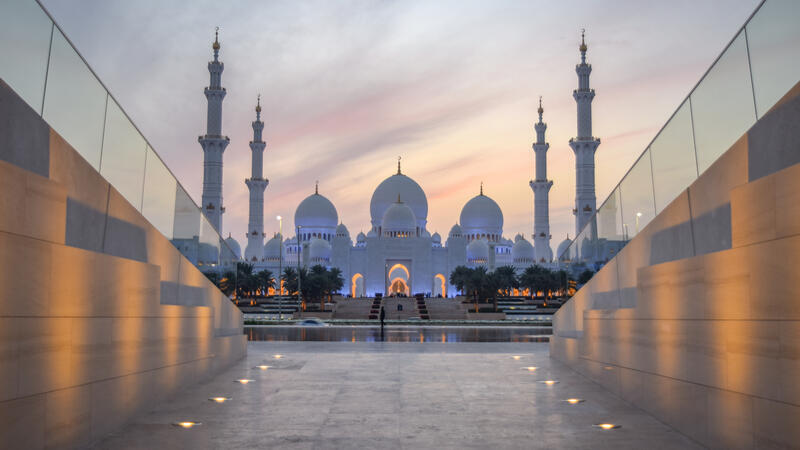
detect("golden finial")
[397,193,402,203]
[579,28,587,52]
[538,96,543,115]
[480,181,484,196]
[256,94,261,113]
[213,27,220,50]
[315,180,319,195]
[397,156,402,175]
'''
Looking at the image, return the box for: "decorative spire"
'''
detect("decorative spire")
[537,96,544,120]
[397,193,402,203]
[480,181,484,196]
[213,27,220,60]
[397,156,402,175]
[315,180,319,195]
[579,28,587,63]
[255,94,261,120]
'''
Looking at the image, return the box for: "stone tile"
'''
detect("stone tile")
[0,394,46,450]
[752,397,800,449]
[0,319,18,402]
[45,384,92,450]
[706,387,753,449]
[0,161,27,236]
[0,78,50,178]
[731,174,776,248]
[775,162,800,240]
[722,320,781,400]
[0,232,51,316]
[70,317,115,383]
[779,321,800,405]
[747,235,800,320]
[24,169,67,245]
[16,317,74,397]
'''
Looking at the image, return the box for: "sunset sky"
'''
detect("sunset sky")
[41,0,759,250]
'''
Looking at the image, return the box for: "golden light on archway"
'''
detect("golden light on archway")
[351,273,364,298]
[434,273,447,297]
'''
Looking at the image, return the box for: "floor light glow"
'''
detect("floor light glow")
[255,365,271,370]
[512,356,521,360]
[173,421,201,428]
[594,423,620,430]
[209,397,231,403]
[273,354,283,359]
[539,380,559,385]
[235,379,254,384]
[564,398,585,404]
[522,366,538,372]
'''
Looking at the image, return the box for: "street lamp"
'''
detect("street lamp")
[635,212,643,235]
[296,225,303,313]
[277,215,283,320]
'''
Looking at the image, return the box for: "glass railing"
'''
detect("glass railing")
[0,0,237,269]
[561,0,799,265]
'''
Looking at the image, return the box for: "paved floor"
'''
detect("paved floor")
[93,341,699,449]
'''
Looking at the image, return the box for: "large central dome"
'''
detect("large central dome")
[295,192,338,229]
[370,168,427,229]
[460,192,503,236]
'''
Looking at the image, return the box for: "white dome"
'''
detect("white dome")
[432,232,441,243]
[512,237,535,264]
[263,234,282,261]
[467,238,489,263]
[557,235,573,260]
[449,224,463,237]
[336,223,350,238]
[460,193,503,237]
[370,172,427,229]
[308,237,331,262]
[381,199,417,236]
[224,235,241,259]
[295,192,338,230]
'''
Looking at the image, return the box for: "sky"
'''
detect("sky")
[41,0,760,251]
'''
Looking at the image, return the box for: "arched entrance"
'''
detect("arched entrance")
[387,263,410,296]
[433,273,447,297]
[351,273,364,298]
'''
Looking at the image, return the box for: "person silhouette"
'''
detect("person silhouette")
[379,306,385,329]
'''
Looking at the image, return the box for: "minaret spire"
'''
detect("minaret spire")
[244,95,269,262]
[480,181,483,196]
[397,156,402,175]
[569,29,601,238]
[199,27,229,234]
[315,180,319,195]
[530,97,554,262]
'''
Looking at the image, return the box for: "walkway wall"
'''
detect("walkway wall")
[0,79,246,449]
[551,85,800,447]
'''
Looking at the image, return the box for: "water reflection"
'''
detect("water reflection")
[246,326,551,343]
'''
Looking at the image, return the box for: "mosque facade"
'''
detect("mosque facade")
[183,31,608,292]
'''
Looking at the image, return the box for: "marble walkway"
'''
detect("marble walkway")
[92,341,699,449]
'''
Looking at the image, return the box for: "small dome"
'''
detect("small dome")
[263,233,282,261]
[356,231,366,242]
[381,199,416,237]
[557,235,573,260]
[512,237,535,264]
[308,237,331,263]
[514,233,524,242]
[367,229,377,238]
[460,193,503,237]
[336,223,350,238]
[467,238,489,264]
[295,192,338,230]
[224,234,241,259]
[432,232,441,243]
[449,224,463,237]
[421,229,431,238]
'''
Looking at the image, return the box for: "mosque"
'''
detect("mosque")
[183,29,606,297]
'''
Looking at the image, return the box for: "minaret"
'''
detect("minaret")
[199,27,230,233]
[569,29,600,236]
[244,96,269,262]
[529,97,553,262]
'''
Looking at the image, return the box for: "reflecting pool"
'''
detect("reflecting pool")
[246,326,551,343]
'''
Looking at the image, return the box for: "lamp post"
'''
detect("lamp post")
[277,215,283,320]
[635,212,643,235]
[296,225,303,313]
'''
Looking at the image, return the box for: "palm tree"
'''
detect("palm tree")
[469,266,489,312]
[449,266,472,298]
[493,266,518,297]
[326,267,344,301]
[220,270,236,297]
[282,267,298,296]
[518,265,548,298]
[254,270,275,297]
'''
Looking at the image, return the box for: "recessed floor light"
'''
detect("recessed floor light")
[235,379,254,384]
[522,366,538,372]
[512,356,522,360]
[594,423,620,430]
[564,398,585,404]
[539,380,559,385]
[603,366,614,371]
[273,354,283,359]
[255,365,271,370]
[208,397,231,403]
[173,421,201,428]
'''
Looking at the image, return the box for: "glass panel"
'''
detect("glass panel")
[42,29,107,169]
[199,215,220,267]
[691,31,757,174]
[171,185,201,263]
[746,0,800,118]
[99,99,146,209]
[650,100,698,212]
[141,146,176,238]
[0,0,52,113]
[595,187,626,261]
[619,149,656,239]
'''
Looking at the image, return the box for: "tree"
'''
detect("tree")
[485,271,503,312]
[493,266,518,297]
[554,270,569,298]
[449,266,472,298]
[519,265,548,298]
[202,270,220,287]
[469,266,490,312]
[578,269,595,285]
[326,267,344,301]
[219,270,236,297]
[282,267,298,296]
[254,270,275,297]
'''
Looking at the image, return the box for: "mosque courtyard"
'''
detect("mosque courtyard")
[91,339,699,449]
